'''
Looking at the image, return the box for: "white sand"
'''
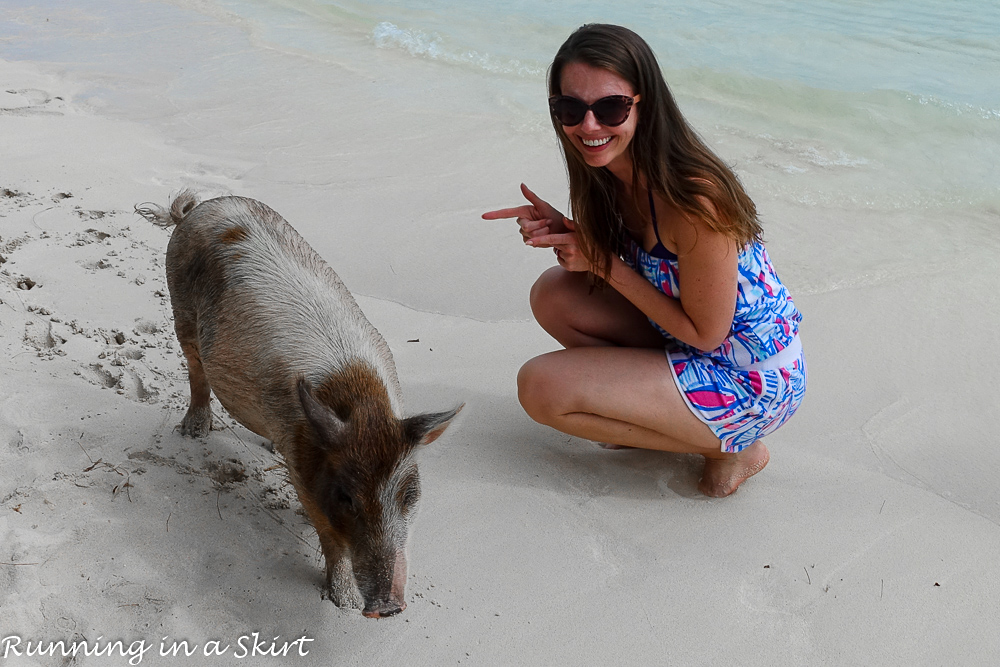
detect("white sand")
[2,4,1000,666]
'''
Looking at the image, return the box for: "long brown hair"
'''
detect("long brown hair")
[549,24,762,280]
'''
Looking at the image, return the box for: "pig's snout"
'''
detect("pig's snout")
[362,599,406,619]
[357,549,408,619]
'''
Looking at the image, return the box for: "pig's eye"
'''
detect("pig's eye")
[401,484,420,510]
[336,491,355,510]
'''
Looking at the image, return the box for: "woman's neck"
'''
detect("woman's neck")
[614,178,654,236]
[606,155,634,185]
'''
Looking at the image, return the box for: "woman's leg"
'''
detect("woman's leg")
[517,347,768,496]
[523,267,768,496]
[529,266,667,349]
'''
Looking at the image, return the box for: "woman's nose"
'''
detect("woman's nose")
[580,110,602,132]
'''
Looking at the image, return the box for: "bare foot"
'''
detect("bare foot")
[698,441,770,497]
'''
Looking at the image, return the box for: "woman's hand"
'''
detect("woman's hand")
[483,184,592,272]
[524,217,593,273]
[482,183,570,243]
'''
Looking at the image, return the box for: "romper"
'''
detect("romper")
[622,193,807,452]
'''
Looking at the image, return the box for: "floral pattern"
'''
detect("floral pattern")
[624,239,807,452]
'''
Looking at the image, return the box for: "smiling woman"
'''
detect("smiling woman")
[483,24,806,497]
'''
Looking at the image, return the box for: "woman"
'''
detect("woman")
[483,24,806,497]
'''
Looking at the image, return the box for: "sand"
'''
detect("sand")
[2,4,1000,666]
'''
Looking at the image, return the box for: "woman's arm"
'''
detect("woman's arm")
[605,224,738,351]
[531,207,739,352]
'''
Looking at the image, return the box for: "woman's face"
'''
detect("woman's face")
[557,61,639,180]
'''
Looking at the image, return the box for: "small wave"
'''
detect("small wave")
[798,146,870,168]
[908,94,1000,120]
[371,22,543,77]
[754,134,870,169]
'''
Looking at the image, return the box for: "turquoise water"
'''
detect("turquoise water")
[215,0,1000,109]
[197,0,1000,212]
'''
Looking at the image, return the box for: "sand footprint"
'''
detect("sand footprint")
[0,88,62,116]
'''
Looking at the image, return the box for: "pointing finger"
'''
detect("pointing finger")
[482,205,535,220]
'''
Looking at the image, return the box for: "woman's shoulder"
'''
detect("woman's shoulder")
[664,191,734,257]
[675,173,761,249]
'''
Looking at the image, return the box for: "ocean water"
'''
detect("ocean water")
[165,0,1000,228]
[273,0,1000,107]
[7,0,994,201]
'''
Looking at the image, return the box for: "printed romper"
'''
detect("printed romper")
[623,194,807,453]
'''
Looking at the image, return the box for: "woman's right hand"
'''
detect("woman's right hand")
[482,183,569,243]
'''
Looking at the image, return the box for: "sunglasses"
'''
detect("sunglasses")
[548,94,639,127]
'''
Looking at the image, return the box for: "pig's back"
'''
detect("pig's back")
[166,196,402,435]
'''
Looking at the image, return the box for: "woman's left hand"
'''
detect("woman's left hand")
[526,218,592,272]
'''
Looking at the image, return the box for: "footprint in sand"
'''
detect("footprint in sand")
[1,189,185,411]
[0,88,64,116]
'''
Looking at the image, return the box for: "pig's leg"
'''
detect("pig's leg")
[325,550,363,610]
[297,487,362,609]
[174,312,212,438]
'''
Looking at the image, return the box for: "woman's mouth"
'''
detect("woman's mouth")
[581,137,611,148]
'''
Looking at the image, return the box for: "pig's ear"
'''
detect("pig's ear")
[402,403,463,447]
[297,378,347,450]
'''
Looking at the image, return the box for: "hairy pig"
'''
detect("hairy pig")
[138,192,461,618]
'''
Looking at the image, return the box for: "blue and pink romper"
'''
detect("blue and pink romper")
[623,195,807,453]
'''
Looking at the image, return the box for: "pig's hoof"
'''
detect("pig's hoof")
[178,407,212,437]
[323,584,363,611]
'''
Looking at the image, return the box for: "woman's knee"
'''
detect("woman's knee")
[516,355,561,425]
[529,266,586,332]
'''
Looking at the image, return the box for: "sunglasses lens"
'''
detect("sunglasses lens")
[592,98,630,126]
[550,96,632,127]
[551,98,586,126]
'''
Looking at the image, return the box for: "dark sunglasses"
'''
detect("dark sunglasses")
[548,94,639,127]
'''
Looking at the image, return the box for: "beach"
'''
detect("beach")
[2,0,1000,664]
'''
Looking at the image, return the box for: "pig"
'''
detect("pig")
[137,191,461,618]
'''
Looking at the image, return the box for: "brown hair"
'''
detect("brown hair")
[548,23,762,279]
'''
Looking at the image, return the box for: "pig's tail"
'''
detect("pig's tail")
[135,189,202,228]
